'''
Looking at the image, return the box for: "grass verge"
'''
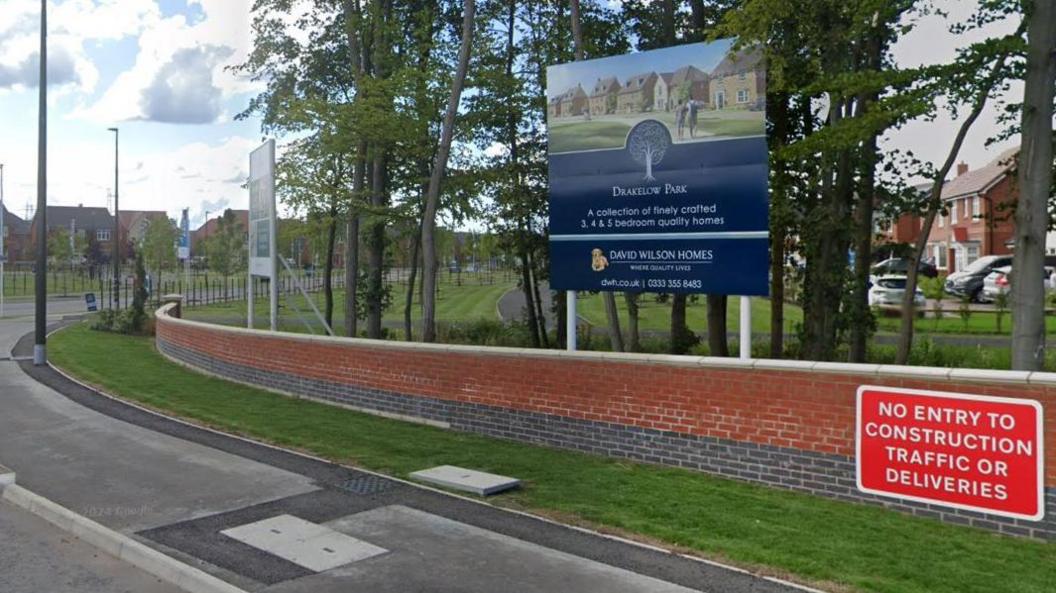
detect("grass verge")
[48,323,1055,593]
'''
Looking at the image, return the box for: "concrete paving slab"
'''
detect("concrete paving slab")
[222,514,387,572]
[0,498,184,593]
[259,505,701,593]
[409,465,520,496]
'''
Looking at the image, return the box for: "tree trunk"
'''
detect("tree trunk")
[366,156,386,339]
[530,253,550,348]
[707,295,728,356]
[405,221,422,341]
[421,0,474,343]
[519,249,541,348]
[569,0,584,61]
[848,136,877,363]
[624,292,640,352]
[603,291,624,351]
[896,57,1009,364]
[1011,1,1055,371]
[661,0,676,44]
[670,294,695,354]
[343,150,366,338]
[323,213,337,329]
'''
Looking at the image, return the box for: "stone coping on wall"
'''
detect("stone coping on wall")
[156,303,1056,387]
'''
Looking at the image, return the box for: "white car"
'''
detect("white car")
[868,275,926,308]
[980,265,1056,303]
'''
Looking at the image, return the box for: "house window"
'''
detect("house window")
[951,200,958,224]
[938,213,944,228]
[97,229,111,241]
[966,244,979,263]
[738,72,747,80]
[938,245,948,268]
[973,195,981,218]
[737,89,750,103]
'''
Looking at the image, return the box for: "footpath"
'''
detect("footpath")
[0,316,808,593]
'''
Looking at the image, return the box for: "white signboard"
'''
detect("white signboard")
[248,140,277,279]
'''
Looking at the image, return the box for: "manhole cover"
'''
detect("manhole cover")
[335,474,395,496]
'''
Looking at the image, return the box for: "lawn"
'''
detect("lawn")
[576,294,802,335]
[548,120,631,152]
[48,322,1056,593]
[875,309,1056,335]
[185,274,514,336]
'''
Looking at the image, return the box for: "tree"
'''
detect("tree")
[627,120,671,181]
[421,0,475,343]
[204,209,246,300]
[1011,0,1056,370]
[141,217,179,292]
[47,228,73,265]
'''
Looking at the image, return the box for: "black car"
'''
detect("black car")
[871,257,938,279]
[944,255,1014,301]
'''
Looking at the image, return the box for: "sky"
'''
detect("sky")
[0,0,1035,230]
[0,0,260,229]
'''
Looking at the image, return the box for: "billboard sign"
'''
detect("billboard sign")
[546,39,768,294]
[857,386,1044,521]
[248,140,276,279]
[178,208,190,261]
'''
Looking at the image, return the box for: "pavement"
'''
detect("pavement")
[0,311,808,593]
[0,498,183,593]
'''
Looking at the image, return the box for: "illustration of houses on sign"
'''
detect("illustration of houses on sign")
[710,47,764,110]
[589,77,620,116]
[653,72,675,112]
[558,84,589,118]
[670,65,710,108]
[547,94,562,119]
[617,72,658,114]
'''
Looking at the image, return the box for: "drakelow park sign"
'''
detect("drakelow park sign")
[546,38,769,295]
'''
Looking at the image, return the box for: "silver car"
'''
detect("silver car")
[868,275,926,308]
[980,265,1056,303]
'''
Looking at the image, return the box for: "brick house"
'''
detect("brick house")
[616,72,658,114]
[588,76,620,116]
[120,210,170,245]
[192,209,249,253]
[653,72,674,112]
[881,150,1019,273]
[709,47,765,110]
[668,65,710,108]
[28,205,115,261]
[547,95,562,120]
[1,204,30,262]
[557,84,588,119]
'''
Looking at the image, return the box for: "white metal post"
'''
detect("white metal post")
[1,162,5,319]
[247,275,254,329]
[566,290,577,351]
[739,295,751,359]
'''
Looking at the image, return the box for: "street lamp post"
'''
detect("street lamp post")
[108,127,119,310]
[34,0,47,366]
[1,162,6,319]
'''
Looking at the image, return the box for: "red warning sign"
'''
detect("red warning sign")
[857,386,1044,521]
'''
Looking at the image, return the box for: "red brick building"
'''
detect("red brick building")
[882,149,1018,273]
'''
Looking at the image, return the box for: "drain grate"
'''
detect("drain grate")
[335,474,395,496]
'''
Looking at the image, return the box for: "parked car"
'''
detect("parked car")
[868,275,926,308]
[871,257,938,279]
[944,255,1014,301]
[980,265,1056,303]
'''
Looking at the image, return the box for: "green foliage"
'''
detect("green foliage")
[141,217,179,280]
[957,296,973,332]
[994,290,1010,333]
[204,210,246,277]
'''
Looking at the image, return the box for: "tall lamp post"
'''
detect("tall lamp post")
[108,127,119,309]
[34,0,47,366]
[1,162,6,319]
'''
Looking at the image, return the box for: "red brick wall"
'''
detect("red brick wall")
[156,313,1056,489]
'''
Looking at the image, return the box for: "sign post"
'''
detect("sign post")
[178,208,191,294]
[248,140,278,331]
[546,40,768,356]
[857,385,1044,521]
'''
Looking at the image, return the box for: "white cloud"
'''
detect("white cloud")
[75,0,254,124]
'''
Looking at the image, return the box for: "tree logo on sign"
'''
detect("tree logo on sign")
[627,119,671,181]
